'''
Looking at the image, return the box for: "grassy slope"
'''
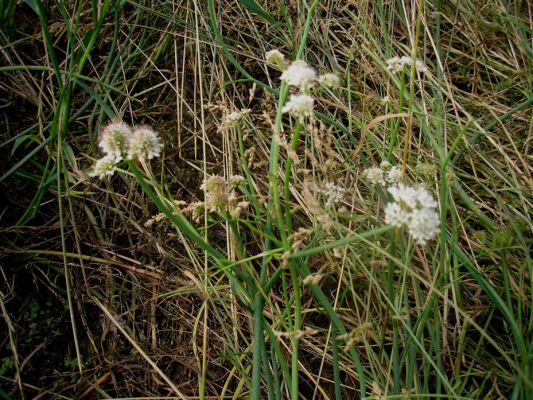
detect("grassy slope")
[0,0,532,399]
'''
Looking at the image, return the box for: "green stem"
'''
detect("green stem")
[284,120,303,234]
[289,261,301,400]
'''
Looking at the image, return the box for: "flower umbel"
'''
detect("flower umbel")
[364,163,402,185]
[280,60,317,91]
[201,175,231,212]
[282,94,314,119]
[222,109,251,126]
[363,167,385,185]
[89,154,121,179]
[265,49,287,70]
[385,166,402,184]
[408,208,440,245]
[127,126,162,162]
[318,181,346,209]
[385,184,440,245]
[99,121,132,157]
[386,56,427,74]
[318,73,341,89]
[384,202,410,228]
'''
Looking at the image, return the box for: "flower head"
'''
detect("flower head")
[127,125,162,161]
[415,162,438,176]
[265,49,286,69]
[388,184,420,209]
[415,59,428,73]
[280,60,317,91]
[363,167,385,185]
[89,154,121,179]
[408,207,440,245]
[385,166,402,184]
[385,56,405,73]
[386,56,427,74]
[318,73,341,89]
[201,175,231,212]
[222,109,251,126]
[282,94,314,119]
[229,175,245,187]
[384,184,440,245]
[99,121,132,157]
[319,181,346,209]
[384,202,410,228]
[380,160,391,170]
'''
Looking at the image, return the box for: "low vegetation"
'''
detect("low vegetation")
[1,0,532,398]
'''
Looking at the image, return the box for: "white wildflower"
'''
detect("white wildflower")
[380,160,391,170]
[319,181,346,208]
[385,166,402,184]
[282,94,314,119]
[265,49,286,69]
[363,167,385,185]
[280,60,317,91]
[226,112,242,123]
[127,125,162,161]
[386,56,427,74]
[99,121,132,157]
[201,175,230,212]
[388,184,419,209]
[414,187,438,209]
[384,202,410,228]
[89,154,121,179]
[415,59,428,73]
[408,207,440,245]
[384,184,440,245]
[386,56,405,73]
[223,109,251,126]
[229,175,246,187]
[318,73,341,89]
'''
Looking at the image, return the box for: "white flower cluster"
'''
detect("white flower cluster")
[280,60,317,91]
[265,49,287,69]
[200,175,249,217]
[222,109,251,126]
[386,56,427,74]
[281,94,315,119]
[266,50,340,120]
[318,73,341,89]
[98,121,130,158]
[127,125,162,162]
[384,184,440,245]
[200,175,229,212]
[318,181,346,209]
[229,175,245,187]
[90,121,162,179]
[363,161,402,185]
[90,154,121,179]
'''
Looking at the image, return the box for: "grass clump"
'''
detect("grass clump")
[1,0,532,399]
